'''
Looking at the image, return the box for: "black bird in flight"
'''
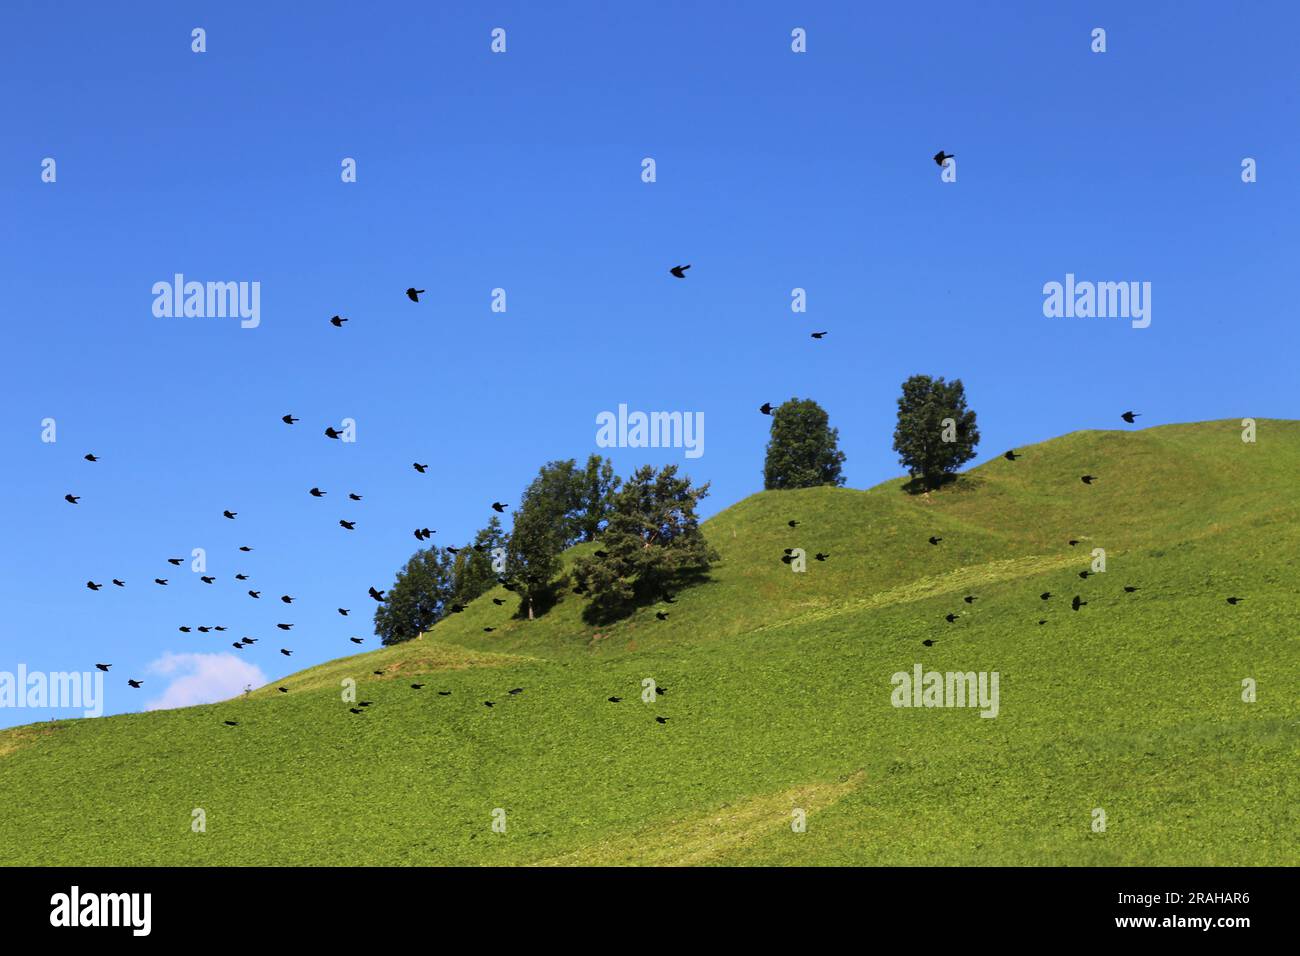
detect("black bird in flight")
[248,590,260,598]
[277,623,293,630]
[945,613,958,623]
[781,554,794,564]
[280,649,292,656]
[278,687,288,693]
[86,581,102,591]
[438,691,451,696]
[369,587,386,601]
[483,627,495,633]
[64,494,79,504]
[759,403,774,415]
[922,639,936,647]
[154,578,168,586]
[413,462,428,473]
[84,453,98,462]
[608,696,622,703]
[200,575,215,584]
[788,520,799,528]
[655,686,667,696]
[329,315,347,327]
[491,501,508,513]
[1071,596,1087,611]
[655,611,669,621]
[214,626,227,632]
[231,642,244,650]
[339,520,356,530]
[1226,597,1244,605]
[310,487,326,497]
[655,716,669,724]
[1121,411,1140,424]
[810,331,828,339]
[95,664,111,672]
[1081,475,1098,485]
[414,528,431,540]
[197,626,211,633]
[168,558,184,566]
[411,684,425,690]
[239,546,253,552]
[1123,586,1139,593]
[1041,592,1052,600]
[338,608,349,616]
[350,637,363,644]
[448,603,466,614]
[350,708,363,714]
[406,288,424,302]
[348,493,362,501]
[928,536,942,545]
[280,595,294,604]
[235,573,249,580]
[492,597,505,605]
[223,510,237,519]
[127,679,142,688]
[964,595,977,604]
[508,688,523,695]
[224,720,238,727]
[1078,570,1091,579]
[1004,450,1021,461]
[815,552,830,561]
[358,701,372,708]
[1068,539,1080,546]
[179,627,191,633]
[933,150,955,166]
[669,265,690,278]
[325,427,343,439]
[112,579,125,587]
[1038,619,1047,625]
[282,414,298,424]
[483,701,494,708]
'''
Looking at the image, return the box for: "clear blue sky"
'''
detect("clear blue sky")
[2,1,1297,727]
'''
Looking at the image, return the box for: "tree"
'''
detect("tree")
[517,456,619,548]
[892,375,980,491]
[573,454,620,542]
[572,464,717,624]
[504,497,564,621]
[451,516,507,607]
[762,398,847,490]
[373,547,455,646]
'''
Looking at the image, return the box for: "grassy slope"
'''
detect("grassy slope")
[1,420,1296,865]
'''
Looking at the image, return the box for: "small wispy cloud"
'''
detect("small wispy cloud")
[143,652,267,711]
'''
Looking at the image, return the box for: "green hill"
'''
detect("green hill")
[3,419,1297,865]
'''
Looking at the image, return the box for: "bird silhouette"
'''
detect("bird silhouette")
[438,691,451,696]
[1078,571,1091,579]
[200,575,215,584]
[759,402,774,415]
[411,684,425,690]
[492,598,505,605]
[508,688,523,695]
[1081,475,1098,485]
[669,265,690,278]
[1072,596,1087,611]
[945,613,958,623]
[491,501,508,513]
[608,696,622,703]
[112,579,125,587]
[325,427,343,439]
[64,494,79,504]
[350,708,363,714]
[413,463,428,473]
[348,493,362,501]
[154,578,168,586]
[84,453,98,462]
[933,150,955,166]
[1068,539,1080,546]
[1040,592,1052,600]
[278,687,288,693]
[811,331,828,339]
[338,608,349,616]
[1123,586,1139,593]
[1004,450,1021,461]
[1121,411,1141,424]
[483,701,494,708]
[280,649,292,656]
[1226,597,1244,605]
[282,414,298,424]
[239,546,253,552]
[127,679,142,688]
[231,642,244,650]
[788,520,799,528]
[95,664,111,672]
[223,510,237,519]
[406,288,424,302]
[248,590,260,598]
[280,595,294,604]
[414,528,431,541]
[922,639,936,647]
[339,520,356,530]
[350,637,363,644]
[483,627,495,633]
[964,595,977,603]
[655,716,669,724]
[223,720,238,727]
[329,315,348,327]
[277,623,293,630]
[179,626,191,633]
[369,587,386,601]
[655,611,668,621]
[86,581,102,591]
[310,487,326,497]
[197,626,211,633]
[235,573,249,580]
[928,536,942,545]
[815,552,830,561]
[214,626,227,632]
[165,558,184,567]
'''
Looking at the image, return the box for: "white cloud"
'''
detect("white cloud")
[143,652,267,711]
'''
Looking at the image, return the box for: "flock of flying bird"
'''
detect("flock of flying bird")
[67,249,1247,727]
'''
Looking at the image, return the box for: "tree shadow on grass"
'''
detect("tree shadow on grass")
[578,568,714,627]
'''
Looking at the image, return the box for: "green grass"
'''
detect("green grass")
[2,419,1297,865]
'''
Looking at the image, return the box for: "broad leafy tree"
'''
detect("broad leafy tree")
[892,375,979,490]
[762,398,847,490]
[374,547,455,645]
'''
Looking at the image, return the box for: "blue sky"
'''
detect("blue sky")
[2,1,1297,727]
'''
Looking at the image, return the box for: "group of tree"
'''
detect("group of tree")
[378,376,979,643]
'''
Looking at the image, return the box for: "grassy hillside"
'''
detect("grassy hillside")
[2,419,1297,866]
